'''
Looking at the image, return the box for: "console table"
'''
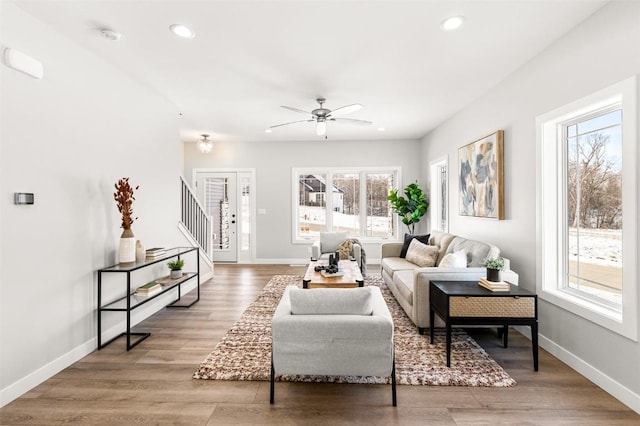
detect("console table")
[429,280,538,371]
[97,246,200,350]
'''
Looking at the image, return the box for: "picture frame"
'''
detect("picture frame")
[458,130,504,219]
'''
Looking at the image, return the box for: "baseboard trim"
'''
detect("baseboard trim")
[513,326,640,414]
[0,338,95,407]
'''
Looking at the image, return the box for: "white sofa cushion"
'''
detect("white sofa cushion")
[392,269,415,307]
[405,239,439,267]
[381,256,416,278]
[445,236,499,267]
[289,286,374,316]
[439,249,468,268]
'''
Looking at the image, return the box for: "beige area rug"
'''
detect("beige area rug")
[193,275,516,387]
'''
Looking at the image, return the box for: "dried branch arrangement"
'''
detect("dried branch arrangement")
[113,177,139,229]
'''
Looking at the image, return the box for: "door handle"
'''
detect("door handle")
[231,220,236,224]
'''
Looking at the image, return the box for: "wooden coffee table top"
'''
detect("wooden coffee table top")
[303,259,364,289]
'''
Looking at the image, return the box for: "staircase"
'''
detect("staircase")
[179,176,214,275]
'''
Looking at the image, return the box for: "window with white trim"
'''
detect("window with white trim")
[537,77,637,341]
[293,168,399,242]
[430,156,448,232]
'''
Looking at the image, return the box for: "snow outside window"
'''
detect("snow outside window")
[293,168,399,242]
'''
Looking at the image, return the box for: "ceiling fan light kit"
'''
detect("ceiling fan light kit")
[270,97,372,137]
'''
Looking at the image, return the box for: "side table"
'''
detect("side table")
[429,280,539,371]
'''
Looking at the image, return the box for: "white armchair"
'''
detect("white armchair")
[311,231,363,271]
[270,286,396,406]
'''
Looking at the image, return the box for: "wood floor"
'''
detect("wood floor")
[1,264,638,425]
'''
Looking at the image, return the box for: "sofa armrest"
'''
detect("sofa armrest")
[412,267,487,327]
[353,243,362,267]
[381,242,403,259]
[310,240,321,261]
[499,258,519,285]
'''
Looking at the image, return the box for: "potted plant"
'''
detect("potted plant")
[387,182,429,234]
[168,259,185,279]
[483,257,505,282]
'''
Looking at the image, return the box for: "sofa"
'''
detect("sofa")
[271,285,396,405]
[381,230,518,334]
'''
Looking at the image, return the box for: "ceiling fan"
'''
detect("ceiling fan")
[270,97,372,136]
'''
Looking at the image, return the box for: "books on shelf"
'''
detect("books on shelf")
[478,278,510,292]
[155,275,180,286]
[134,281,162,297]
[145,247,166,259]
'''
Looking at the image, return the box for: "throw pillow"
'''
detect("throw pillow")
[399,233,431,258]
[288,286,373,315]
[404,238,439,267]
[439,249,468,268]
[337,239,353,260]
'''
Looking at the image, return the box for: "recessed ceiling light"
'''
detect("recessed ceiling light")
[169,24,195,39]
[265,128,273,133]
[377,127,385,132]
[440,16,464,31]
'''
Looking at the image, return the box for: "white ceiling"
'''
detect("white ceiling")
[12,0,608,143]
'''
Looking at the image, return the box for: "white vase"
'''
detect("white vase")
[170,270,183,279]
[119,229,136,264]
[135,240,146,263]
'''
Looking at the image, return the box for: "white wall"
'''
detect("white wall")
[421,1,640,412]
[1,3,185,405]
[184,138,424,262]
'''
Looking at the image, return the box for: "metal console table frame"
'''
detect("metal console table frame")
[97,246,200,351]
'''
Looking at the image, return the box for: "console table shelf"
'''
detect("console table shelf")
[97,246,200,351]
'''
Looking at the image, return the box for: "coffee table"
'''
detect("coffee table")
[429,280,539,371]
[303,259,364,289]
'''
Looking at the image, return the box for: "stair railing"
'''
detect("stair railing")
[180,176,212,259]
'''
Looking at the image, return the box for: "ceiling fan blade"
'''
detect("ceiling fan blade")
[317,121,327,136]
[328,103,362,117]
[281,105,312,115]
[332,117,373,126]
[270,119,314,129]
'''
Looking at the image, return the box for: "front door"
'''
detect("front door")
[196,172,238,262]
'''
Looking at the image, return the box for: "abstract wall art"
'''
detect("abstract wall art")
[458,130,504,219]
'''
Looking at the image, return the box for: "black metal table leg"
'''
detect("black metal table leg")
[446,322,452,367]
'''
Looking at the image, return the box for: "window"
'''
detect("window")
[537,77,637,341]
[430,156,448,232]
[566,109,622,307]
[293,168,399,242]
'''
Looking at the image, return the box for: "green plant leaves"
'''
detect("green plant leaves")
[387,182,429,233]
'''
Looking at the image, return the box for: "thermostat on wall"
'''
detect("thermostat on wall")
[14,193,34,205]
